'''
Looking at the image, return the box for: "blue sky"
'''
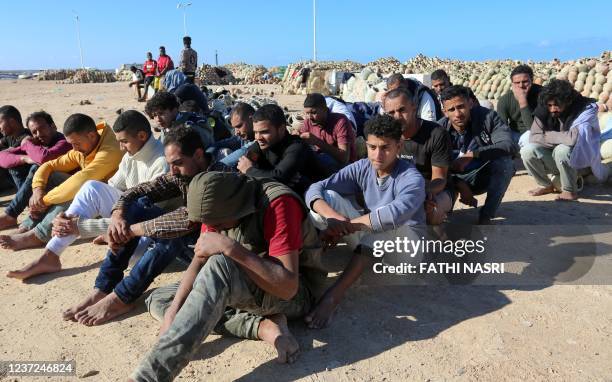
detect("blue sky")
[1,0,611,70]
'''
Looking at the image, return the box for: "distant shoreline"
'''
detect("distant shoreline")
[0,69,114,80]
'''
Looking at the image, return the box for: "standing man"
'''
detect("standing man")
[157,46,175,89]
[142,52,158,102]
[179,36,198,84]
[438,86,517,224]
[497,64,542,145]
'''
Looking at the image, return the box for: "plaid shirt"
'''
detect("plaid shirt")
[113,173,194,239]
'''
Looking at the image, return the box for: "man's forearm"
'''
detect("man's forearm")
[315,139,349,164]
[312,199,346,220]
[168,257,207,317]
[226,243,298,300]
[429,177,447,196]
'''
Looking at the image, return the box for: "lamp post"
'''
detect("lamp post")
[177,2,192,36]
[313,0,317,62]
[72,11,84,68]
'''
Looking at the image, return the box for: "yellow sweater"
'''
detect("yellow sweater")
[32,122,123,205]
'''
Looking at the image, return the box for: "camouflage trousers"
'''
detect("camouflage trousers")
[131,254,313,382]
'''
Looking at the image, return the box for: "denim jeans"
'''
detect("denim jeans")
[131,254,313,382]
[94,198,195,304]
[4,164,39,218]
[454,156,515,220]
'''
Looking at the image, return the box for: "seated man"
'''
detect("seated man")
[300,93,356,172]
[237,104,331,195]
[304,114,425,328]
[7,110,167,280]
[208,102,256,168]
[0,111,71,230]
[0,105,32,191]
[497,64,542,145]
[521,79,605,201]
[1,114,122,252]
[62,126,212,326]
[384,87,453,225]
[145,91,214,147]
[386,73,443,121]
[438,85,517,224]
[431,69,453,99]
[128,171,326,380]
[128,66,145,101]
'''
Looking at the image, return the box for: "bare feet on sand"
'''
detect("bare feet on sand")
[62,289,108,321]
[0,230,44,251]
[0,213,17,231]
[304,293,338,329]
[528,185,556,196]
[74,292,134,326]
[555,191,578,201]
[258,314,300,364]
[7,250,61,280]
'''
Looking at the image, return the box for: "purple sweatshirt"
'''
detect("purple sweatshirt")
[305,158,426,230]
[0,132,72,168]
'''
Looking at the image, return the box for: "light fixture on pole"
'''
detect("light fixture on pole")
[313,0,317,62]
[72,11,84,68]
[177,2,192,36]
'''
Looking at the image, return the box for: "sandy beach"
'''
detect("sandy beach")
[0,80,611,381]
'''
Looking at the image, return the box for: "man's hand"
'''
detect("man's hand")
[511,83,529,108]
[158,310,177,337]
[236,156,254,174]
[322,216,357,240]
[107,209,132,246]
[20,156,36,165]
[451,155,473,173]
[29,187,47,213]
[194,232,235,260]
[52,212,79,237]
[425,192,437,214]
[300,132,320,146]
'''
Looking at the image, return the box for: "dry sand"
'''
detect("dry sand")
[0,80,611,381]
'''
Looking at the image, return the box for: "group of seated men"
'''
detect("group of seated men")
[0,62,606,381]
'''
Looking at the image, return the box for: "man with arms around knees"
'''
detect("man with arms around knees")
[10,110,167,280]
[237,104,330,195]
[304,114,425,328]
[129,171,326,381]
[0,111,71,230]
[63,126,212,326]
[300,93,356,172]
[384,87,453,225]
[2,114,122,253]
[438,85,517,225]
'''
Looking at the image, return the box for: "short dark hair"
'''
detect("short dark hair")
[129,65,137,72]
[183,36,191,44]
[440,85,472,103]
[384,87,416,104]
[0,105,23,126]
[163,124,205,156]
[63,113,97,136]
[386,73,406,88]
[159,46,165,50]
[145,91,180,116]
[539,79,580,110]
[252,104,286,128]
[26,111,54,128]
[364,114,403,142]
[510,64,534,80]
[179,100,201,114]
[112,110,151,137]
[431,69,450,82]
[303,93,326,109]
[230,102,256,122]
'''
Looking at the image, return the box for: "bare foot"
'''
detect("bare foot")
[16,226,29,234]
[528,186,555,196]
[62,289,107,321]
[0,230,44,251]
[258,314,300,364]
[74,292,134,326]
[0,213,17,231]
[7,250,61,280]
[555,191,578,201]
[304,293,338,329]
[92,234,108,245]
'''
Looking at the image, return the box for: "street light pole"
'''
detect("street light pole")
[73,11,84,68]
[177,2,192,36]
[313,0,317,62]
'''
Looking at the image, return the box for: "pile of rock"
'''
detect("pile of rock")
[38,69,116,83]
[224,63,273,84]
[196,65,236,85]
[115,69,134,82]
[281,60,364,95]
